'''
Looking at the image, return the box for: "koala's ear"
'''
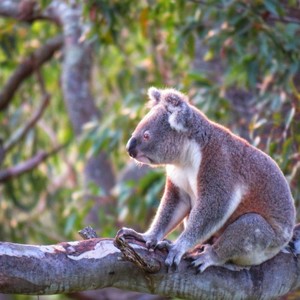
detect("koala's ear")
[163,90,186,108]
[148,87,161,105]
[162,89,190,108]
[162,89,192,132]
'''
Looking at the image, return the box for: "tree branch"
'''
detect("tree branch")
[0,0,58,23]
[0,145,63,183]
[0,140,4,167]
[4,93,50,153]
[4,70,51,153]
[0,35,63,111]
[0,0,36,20]
[266,15,300,25]
[0,229,300,299]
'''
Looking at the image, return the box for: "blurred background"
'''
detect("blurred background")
[0,0,299,299]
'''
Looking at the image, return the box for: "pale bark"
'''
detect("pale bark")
[45,1,115,194]
[0,232,299,299]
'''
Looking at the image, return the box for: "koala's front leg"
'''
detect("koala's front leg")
[120,180,190,249]
[164,196,229,268]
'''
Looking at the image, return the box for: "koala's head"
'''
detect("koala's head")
[126,87,193,165]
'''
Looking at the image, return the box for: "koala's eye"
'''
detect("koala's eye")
[143,130,150,141]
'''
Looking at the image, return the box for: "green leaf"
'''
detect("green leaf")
[64,212,77,236]
[188,72,212,87]
[284,106,295,131]
[263,0,282,17]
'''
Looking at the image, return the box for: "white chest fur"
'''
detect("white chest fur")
[166,140,202,204]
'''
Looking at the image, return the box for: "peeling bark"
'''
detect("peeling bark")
[0,232,300,299]
[0,239,120,294]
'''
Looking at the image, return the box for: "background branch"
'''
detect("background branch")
[4,93,50,153]
[0,35,63,111]
[0,145,63,183]
[0,0,58,23]
[3,69,51,152]
[0,0,36,20]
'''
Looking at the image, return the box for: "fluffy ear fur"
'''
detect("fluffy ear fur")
[161,89,191,132]
[147,87,192,132]
[148,87,161,105]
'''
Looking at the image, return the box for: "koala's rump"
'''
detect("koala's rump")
[205,131,295,244]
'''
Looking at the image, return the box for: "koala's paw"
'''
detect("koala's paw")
[117,227,160,250]
[190,244,222,273]
[144,236,159,249]
[155,239,172,250]
[164,243,186,270]
[117,227,145,242]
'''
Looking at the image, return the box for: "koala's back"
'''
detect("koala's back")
[200,121,295,240]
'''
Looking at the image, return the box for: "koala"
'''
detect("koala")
[121,87,296,272]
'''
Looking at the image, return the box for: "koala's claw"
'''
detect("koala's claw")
[189,244,221,273]
[164,244,186,270]
[156,239,172,250]
[145,239,158,249]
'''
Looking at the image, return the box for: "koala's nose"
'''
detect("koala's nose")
[126,137,137,158]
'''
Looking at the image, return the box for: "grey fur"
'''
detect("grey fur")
[123,87,296,272]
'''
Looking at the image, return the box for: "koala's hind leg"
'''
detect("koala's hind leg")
[191,213,282,272]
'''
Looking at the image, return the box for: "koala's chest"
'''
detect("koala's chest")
[166,165,199,203]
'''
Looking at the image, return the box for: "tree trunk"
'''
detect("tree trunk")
[46,1,115,194]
